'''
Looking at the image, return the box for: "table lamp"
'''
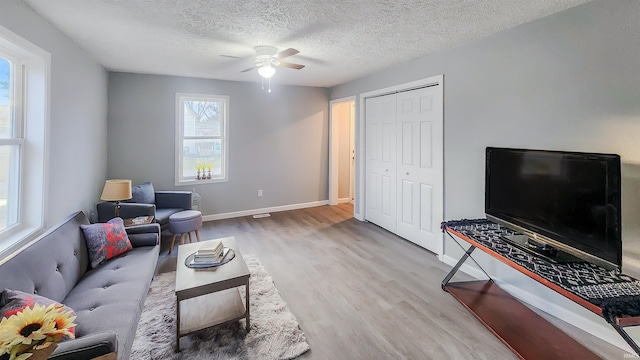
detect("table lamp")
[100,179,132,218]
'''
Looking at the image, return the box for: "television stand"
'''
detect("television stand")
[442,219,640,358]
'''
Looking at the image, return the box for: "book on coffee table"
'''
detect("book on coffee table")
[195,240,224,258]
[189,247,230,267]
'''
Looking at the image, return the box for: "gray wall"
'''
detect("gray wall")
[332,0,640,271]
[107,73,329,215]
[0,0,108,226]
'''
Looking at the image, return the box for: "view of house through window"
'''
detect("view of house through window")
[0,55,19,233]
[176,94,228,184]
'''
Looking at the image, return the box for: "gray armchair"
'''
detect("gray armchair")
[96,182,192,231]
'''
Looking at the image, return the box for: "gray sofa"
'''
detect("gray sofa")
[0,211,160,360]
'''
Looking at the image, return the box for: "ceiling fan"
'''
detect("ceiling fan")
[240,45,305,79]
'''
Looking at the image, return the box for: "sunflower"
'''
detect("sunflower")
[0,303,57,349]
[47,308,77,340]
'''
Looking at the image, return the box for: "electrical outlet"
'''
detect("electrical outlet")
[257,189,263,197]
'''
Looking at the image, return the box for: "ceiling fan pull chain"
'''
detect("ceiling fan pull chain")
[268,78,271,93]
[261,77,264,90]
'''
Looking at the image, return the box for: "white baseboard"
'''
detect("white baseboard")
[440,255,632,352]
[202,200,329,221]
[338,198,352,204]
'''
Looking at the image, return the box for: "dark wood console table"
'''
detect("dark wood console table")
[442,219,640,359]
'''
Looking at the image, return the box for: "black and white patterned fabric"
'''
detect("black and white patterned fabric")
[442,219,640,323]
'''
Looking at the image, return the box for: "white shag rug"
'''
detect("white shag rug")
[131,254,310,359]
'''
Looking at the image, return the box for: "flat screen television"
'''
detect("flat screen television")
[485,147,622,271]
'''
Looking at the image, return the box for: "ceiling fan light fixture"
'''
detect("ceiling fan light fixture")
[258,63,276,78]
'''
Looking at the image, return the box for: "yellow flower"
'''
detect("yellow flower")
[0,303,57,349]
[47,308,76,340]
[0,303,76,360]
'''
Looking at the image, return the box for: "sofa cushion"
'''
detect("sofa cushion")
[0,289,77,338]
[128,182,155,204]
[155,208,182,226]
[62,245,158,360]
[0,289,76,318]
[80,218,132,268]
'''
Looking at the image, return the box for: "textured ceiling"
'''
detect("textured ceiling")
[22,0,591,88]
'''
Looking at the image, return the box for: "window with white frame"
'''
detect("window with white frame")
[0,25,49,255]
[0,54,20,233]
[175,93,229,185]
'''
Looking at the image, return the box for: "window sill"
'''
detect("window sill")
[0,225,45,264]
[175,178,228,186]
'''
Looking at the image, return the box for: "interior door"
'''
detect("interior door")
[365,94,397,232]
[395,86,443,254]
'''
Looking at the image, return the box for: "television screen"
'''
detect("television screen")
[485,147,622,269]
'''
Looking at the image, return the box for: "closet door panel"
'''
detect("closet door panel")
[420,184,433,233]
[396,87,442,253]
[365,94,397,232]
[400,179,414,224]
[401,122,414,166]
[366,172,380,213]
[365,105,381,217]
[420,122,433,168]
[382,175,393,217]
[367,123,378,162]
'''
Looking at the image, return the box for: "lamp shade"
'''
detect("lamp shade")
[100,179,132,201]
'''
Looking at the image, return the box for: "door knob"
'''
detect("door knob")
[406,172,409,175]
[385,169,389,172]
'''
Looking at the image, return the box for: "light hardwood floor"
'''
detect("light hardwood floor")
[157,204,627,359]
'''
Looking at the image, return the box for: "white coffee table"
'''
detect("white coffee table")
[174,236,250,351]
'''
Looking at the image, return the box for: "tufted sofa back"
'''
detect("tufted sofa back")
[0,211,90,303]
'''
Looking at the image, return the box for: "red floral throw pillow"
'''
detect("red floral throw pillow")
[81,217,132,268]
[0,289,76,338]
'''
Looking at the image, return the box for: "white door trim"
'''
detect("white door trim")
[349,103,355,202]
[357,75,444,257]
[329,96,356,208]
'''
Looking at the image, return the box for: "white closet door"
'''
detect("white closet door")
[395,86,443,254]
[365,94,397,232]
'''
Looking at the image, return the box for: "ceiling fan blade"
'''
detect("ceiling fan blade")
[220,54,241,59]
[240,65,258,72]
[275,48,299,59]
[278,61,305,70]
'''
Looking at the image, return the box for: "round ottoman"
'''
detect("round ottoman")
[168,210,202,254]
